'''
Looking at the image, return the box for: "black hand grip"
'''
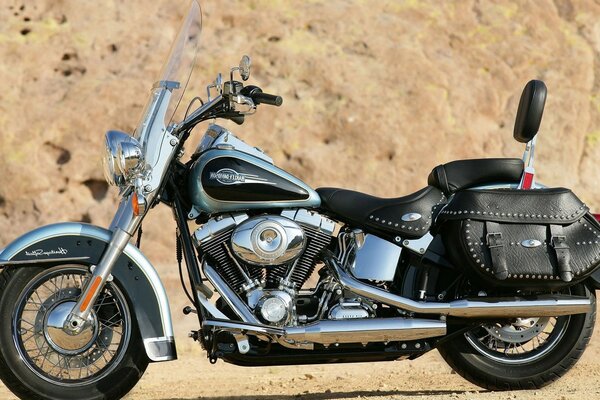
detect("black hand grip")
[253,92,283,107]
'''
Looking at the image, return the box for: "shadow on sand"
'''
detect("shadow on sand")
[159,388,486,400]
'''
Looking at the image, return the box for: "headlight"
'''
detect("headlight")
[102,130,143,187]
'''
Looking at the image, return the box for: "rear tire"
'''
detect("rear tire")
[438,284,595,390]
[0,266,149,400]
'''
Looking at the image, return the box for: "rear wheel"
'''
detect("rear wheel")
[0,265,149,400]
[438,284,595,390]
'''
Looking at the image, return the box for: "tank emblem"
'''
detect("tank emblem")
[210,168,275,186]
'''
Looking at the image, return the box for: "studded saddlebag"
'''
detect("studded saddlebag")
[436,188,600,288]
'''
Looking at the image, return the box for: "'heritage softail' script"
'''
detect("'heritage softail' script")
[25,248,69,257]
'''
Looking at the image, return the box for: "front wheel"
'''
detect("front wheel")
[438,284,596,390]
[0,265,149,400]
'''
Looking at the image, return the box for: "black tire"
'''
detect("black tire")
[438,284,596,390]
[0,266,149,400]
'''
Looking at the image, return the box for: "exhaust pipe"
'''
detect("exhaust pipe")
[203,261,445,346]
[285,317,446,345]
[204,317,447,346]
[204,262,261,324]
[329,259,592,318]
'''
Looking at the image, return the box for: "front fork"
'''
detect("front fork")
[64,197,142,333]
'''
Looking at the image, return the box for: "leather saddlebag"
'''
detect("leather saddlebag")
[437,188,600,288]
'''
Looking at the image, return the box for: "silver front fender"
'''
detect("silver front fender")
[0,222,176,362]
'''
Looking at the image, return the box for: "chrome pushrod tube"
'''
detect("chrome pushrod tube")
[203,317,447,345]
[328,259,592,318]
[203,261,260,324]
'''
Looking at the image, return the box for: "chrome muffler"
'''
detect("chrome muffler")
[284,317,446,345]
[204,317,447,346]
[329,259,592,318]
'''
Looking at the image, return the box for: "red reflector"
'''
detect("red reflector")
[521,172,534,190]
[593,214,600,222]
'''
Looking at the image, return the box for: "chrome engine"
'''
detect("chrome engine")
[193,209,336,326]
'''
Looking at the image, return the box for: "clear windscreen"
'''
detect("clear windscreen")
[159,0,202,124]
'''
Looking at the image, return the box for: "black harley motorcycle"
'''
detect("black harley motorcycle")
[0,1,597,399]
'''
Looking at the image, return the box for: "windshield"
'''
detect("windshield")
[159,0,202,123]
[134,0,201,142]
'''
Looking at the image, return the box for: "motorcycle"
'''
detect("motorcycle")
[0,1,598,399]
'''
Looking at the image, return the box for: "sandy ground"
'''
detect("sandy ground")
[0,287,599,400]
[121,340,600,400]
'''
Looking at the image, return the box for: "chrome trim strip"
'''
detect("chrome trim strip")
[0,223,174,339]
[0,256,90,266]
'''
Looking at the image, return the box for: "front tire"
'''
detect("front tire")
[0,265,149,400]
[438,284,596,390]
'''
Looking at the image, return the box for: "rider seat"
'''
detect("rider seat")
[318,158,524,239]
[316,186,446,239]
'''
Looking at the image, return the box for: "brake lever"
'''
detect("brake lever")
[229,94,256,115]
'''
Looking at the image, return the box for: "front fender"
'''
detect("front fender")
[0,222,176,362]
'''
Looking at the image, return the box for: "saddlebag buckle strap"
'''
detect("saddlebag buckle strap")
[485,221,508,280]
[550,224,572,282]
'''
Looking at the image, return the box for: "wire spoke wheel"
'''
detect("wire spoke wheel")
[12,266,131,386]
[438,284,595,390]
[465,316,569,364]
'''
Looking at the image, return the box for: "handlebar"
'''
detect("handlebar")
[253,92,283,107]
[176,94,226,134]
[175,84,283,140]
[241,86,283,107]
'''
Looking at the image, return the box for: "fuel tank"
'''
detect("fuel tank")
[188,149,321,214]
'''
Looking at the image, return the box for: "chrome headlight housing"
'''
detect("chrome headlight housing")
[102,130,144,187]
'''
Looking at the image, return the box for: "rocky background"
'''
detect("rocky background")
[1,0,600,266]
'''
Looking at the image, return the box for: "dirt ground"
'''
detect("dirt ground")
[123,334,600,400]
[1,285,599,400]
[2,348,600,400]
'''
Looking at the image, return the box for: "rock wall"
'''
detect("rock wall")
[0,0,599,264]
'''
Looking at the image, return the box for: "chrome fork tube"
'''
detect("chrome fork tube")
[65,198,143,333]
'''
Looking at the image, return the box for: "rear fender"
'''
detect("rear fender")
[0,222,176,362]
[588,214,600,289]
[587,269,600,290]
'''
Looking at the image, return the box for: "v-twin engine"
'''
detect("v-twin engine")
[193,209,335,325]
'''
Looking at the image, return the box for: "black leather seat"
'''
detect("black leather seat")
[317,186,446,239]
[428,158,524,194]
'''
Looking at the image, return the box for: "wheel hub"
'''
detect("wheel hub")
[484,317,550,344]
[43,301,98,355]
